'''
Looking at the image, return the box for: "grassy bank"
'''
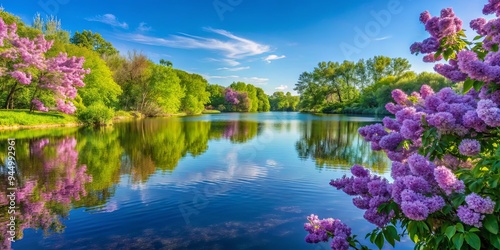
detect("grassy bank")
[0,109,80,129]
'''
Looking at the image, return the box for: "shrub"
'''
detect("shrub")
[77,103,114,126]
[304,2,500,250]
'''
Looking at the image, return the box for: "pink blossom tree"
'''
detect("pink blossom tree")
[0,17,89,114]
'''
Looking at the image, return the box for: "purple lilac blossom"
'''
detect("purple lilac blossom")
[379,132,403,151]
[483,0,500,16]
[434,166,465,195]
[457,206,484,228]
[465,193,495,214]
[477,99,500,126]
[458,139,481,156]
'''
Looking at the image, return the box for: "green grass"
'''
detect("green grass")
[202,110,221,114]
[0,109,79,127]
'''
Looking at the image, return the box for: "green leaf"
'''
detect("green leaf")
[452,234,464,250]
[452,195,466,208]
[473,35,483,41]
[465,233,481,250]
[463,79,474,93]
[375,232,384,249]
[493,43,499,52]
[445,225,456,240]
[443,48,454,60]
[489,233,500,249]
[473,81,484,92]
[386,225,400,241]
[383,229,395,247]
[484,214,499,234]
[456,223,464,233]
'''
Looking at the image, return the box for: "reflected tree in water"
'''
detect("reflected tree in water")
[0,137,91,249]
[73,127,123,209]
[295,120,389,172]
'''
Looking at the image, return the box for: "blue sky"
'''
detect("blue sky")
[0,0,485,94]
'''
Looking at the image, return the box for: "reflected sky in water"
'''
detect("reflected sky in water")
[0,112,413,249]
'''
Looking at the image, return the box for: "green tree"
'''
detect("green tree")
[63,44,122,108]
[206,84,226,110]
[256,87,270,111]
[146,64,183,115]
[32,13,69,43]
[71,30,118,56]
[175,69,210,115]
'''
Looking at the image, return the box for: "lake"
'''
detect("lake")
[0,112,415,250]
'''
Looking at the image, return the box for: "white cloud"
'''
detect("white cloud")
[203,75,239,80]
[207,58,241,66]
[374,36,392,41]
[217,66,250,71]
[123,28,270,59]
[86,14,128,29]
[243,77,269,85]
[137,22,152,32]
[264,54,286,63]
[275,85,288,90]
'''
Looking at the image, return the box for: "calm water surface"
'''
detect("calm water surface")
[0,112,414,250]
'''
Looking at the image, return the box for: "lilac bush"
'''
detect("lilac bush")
[305,1,500,249]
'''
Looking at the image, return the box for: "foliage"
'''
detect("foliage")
[269,91,299,111]
[70,30,118,56]
[304,2,500,249]
[32,13,70,43]
[295,56,412,113]
[63,44,122,108]
[76,102,114,125]
[0,16,89,113]
[175,69,210,115]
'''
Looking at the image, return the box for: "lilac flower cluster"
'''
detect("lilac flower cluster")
[434,166,465,195]
[304,214,351,250]
[330,165,394,227]
[411,8,462,62]
[224,88,239,105]
[458,139,481,156]
[457,193,496,227]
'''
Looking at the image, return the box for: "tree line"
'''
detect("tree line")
[0,10,453,121]
[0,11,276,125]
[294,56,453,114]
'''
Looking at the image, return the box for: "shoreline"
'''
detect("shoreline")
[0,122,83,131]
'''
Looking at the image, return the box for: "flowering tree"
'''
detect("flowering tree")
[0,137,92,249]
[0,17,89,113]
[304,1,500,249]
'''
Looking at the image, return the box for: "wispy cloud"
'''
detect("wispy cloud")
[373,36,392,41]
[243,77,269,85]
[203,75,239,80]
[123,28,270,59]
[275,85,288,91]
[264,54,286,63]
[86,14,128,29]
[217,66,250,71]
[207,58,241,66]
[137,22,152,32]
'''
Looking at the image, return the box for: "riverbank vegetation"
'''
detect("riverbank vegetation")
[294,56,453,115]
[0,9,456,128]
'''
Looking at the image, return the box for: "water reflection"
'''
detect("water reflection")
[295,120,389,172]
[0,137,91,249]
[0,114,390,249]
